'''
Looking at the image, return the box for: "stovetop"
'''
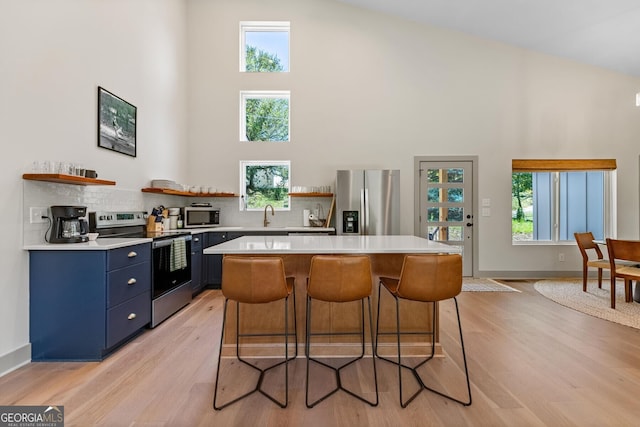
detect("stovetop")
[99,229,192,240]
[89,211,191,241]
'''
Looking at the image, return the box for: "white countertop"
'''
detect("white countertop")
[203,235,461,255]
[24,226,335,251]
[24,237,152,251]
[189,226,335,234]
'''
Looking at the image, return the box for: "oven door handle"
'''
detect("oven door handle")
[152,235,192,249]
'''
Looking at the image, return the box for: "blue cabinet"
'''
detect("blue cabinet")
[191,234,203,296]
[29,243,151,361]
[202,232,226,289]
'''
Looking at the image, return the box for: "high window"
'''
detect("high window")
[240,21,290,72]
[240,160,290,210]
[511,159,616,243]
[240,91,290,142]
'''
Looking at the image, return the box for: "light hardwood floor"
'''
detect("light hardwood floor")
[2,280,640,426]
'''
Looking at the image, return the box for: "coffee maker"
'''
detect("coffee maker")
[50,206,89,243]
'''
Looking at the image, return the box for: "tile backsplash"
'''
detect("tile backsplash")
[23,181,333,245]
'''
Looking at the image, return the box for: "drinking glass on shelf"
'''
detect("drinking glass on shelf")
[32,161,48,173]
[74,164,85,176]
[58,162,72,175]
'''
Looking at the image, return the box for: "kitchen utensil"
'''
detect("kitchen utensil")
[325,196,335,228]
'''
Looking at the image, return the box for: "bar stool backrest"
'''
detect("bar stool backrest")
[307,255,372,302]
[396,254,462,302]
[222,256,289,304]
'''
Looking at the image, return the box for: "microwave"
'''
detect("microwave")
[183,207,220,228]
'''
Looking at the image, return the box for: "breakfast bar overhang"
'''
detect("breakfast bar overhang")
[204,235,462,357]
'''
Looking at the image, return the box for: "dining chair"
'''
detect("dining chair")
[605,239,640,309]
[213,256,297,410]
[375,253,471,408]
[574,232,611,292]
[305,255,379,408]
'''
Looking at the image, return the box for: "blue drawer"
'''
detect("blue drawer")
[107,262,151,308]
[106,291,151,348]
[107,243,151,271]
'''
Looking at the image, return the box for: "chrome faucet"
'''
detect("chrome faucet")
[263,204,275,227]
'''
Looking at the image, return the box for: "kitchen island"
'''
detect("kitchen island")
[204,235,461,357]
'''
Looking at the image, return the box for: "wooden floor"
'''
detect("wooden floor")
[2,280,640,426]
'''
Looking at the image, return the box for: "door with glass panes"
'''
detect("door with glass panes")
[419,161,474,276]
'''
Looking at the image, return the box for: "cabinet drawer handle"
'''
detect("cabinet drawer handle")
[127,251,137,258]
[127,278,137,285]
[194,237,199,242]
[128,313,137,320]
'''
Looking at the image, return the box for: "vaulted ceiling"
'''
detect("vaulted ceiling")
[337,0,640,77]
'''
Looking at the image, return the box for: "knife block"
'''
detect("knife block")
[147,216,163,232]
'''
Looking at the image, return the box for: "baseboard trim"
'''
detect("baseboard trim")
[478,270,584,279]
[0,344,31,377]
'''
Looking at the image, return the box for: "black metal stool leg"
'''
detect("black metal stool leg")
[375,284,471,407]
[214,296,293,410]
[306,296,378,408]
[291,285,298,359]
[213,299,230,410]
[374,285,427,407]
[418,297,472,406]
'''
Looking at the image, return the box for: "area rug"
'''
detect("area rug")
[462,278,521,292]
[534,279,640,330]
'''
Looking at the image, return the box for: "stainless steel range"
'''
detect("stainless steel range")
[89,211,192,328]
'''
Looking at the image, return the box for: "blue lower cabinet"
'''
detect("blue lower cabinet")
[191,234,203,296]
[202,232,271,288]
[29,243,151,361]
[106,291,151,348]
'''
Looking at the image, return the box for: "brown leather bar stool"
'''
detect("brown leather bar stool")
[305,255,378,408]
[213,256,297,410]
[375,253,471,408]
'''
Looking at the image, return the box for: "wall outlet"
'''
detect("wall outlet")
[558,253,565,262]
[30,207,48,224]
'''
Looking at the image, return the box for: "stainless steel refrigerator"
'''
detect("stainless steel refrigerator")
[335,169,400,235]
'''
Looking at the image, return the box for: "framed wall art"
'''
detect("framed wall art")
[97,86,137,157]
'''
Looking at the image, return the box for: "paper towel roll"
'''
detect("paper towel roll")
[303,209,311,227]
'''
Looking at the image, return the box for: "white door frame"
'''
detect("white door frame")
[414,155,479,277]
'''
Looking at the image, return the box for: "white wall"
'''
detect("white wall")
[2,0,640,374]
[0,0,188,373]
[186,0,640,275]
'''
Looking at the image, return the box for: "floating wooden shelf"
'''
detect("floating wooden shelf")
[141,187,238,197]
[289,192,333,197]
[23,173,116,186]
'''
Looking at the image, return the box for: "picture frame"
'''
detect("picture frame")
[97,86,137,157]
